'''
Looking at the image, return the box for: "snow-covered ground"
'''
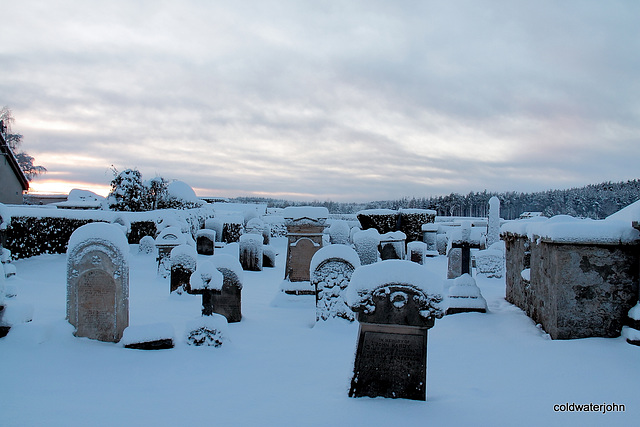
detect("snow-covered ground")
[1,237,638,426]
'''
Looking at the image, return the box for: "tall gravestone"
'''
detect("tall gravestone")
[310,245,360,322]
[67,223,129,342]
[346,260,444,401]
[170,244,197,293]
[239,234,263,271]
[155,226,186,278]
[353,228,381,265]
[283,207,328,283]
[487,196,501,247]
[379,231,406,260]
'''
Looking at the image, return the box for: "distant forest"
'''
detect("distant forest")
[231,179,640,220]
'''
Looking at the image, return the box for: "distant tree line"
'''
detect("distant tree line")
[231,179,640,220]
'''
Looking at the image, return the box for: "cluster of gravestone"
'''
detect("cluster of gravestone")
[278,204,506,401]
[57,199,507,401]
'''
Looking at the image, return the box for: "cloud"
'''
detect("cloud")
[2,0,640,202]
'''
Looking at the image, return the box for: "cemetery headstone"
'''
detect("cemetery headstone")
[310,245,360,322]
[283,207,328,284]
[239,233,263,271]
[66,223,129,342]
[328,220,351,245]
[379,231,406,260]
[623,302,640,346]
[138,235,155,255]
[263,245,276,268]
[196,229,216,256]
[155,226,186,278]
[421,223,439,257]
[353,228,380,265]
[170,244,197,293]
[346,260,444,401]
[445,273,488,315]
[121,323,175,350]
[204,218,224,242]
[190,255,243,322]
[475,241,505,278]
[407,241,428,264]
[189,260,224,316]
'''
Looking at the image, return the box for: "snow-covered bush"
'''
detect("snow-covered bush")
[108,169,147,212]
[185,315,228,347]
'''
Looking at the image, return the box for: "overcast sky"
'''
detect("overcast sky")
[2,0,639,202]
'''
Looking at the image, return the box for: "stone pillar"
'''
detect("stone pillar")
[487,196,501,247]
[422,223,439,257]
[239,234,263,271]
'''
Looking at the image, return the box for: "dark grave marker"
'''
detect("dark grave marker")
[346,260,443,401]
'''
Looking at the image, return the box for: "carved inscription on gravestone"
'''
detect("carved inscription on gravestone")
[77,269,116,341]
[352,325,427,399]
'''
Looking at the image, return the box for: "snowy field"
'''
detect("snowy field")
[1,237,638,427]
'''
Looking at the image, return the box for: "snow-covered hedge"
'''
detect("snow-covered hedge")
[2,205,215,260]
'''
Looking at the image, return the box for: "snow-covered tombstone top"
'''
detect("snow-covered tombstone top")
[346,260,444,327]
[196,229,216,255]
[310,245,361,322]
[328,220,351,245]
[170,244,197,293]
[283,206,329,225]
[66,223,129,342]
[353,228,381,265]
[155,226,186,277]
[379,231,407,260]
[190,261,224,292]
[138,235,155,255]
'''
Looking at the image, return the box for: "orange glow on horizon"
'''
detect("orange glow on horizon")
[27,180,111,197]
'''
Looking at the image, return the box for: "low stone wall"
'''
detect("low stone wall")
[504,231,639,339]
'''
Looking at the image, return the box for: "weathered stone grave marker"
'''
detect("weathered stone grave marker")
[346,260,444,401]
[66,223,129,342]
[353,228,380,266]
[280,207,328,295]
[421,223,439,257]
[379,231,406,260]
[189,254,243,322]
[239,233,263,271]
[310,245,360,322]
[155,226,186,278]
[196,229,216,256]
[170,244,197,293]
[407,241,428,264]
